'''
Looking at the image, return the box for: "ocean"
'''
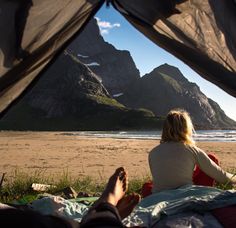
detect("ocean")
[63,130,236,142]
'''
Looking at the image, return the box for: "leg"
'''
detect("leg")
[193,153,219,186]
[117,193,141,219]
[80,167,128,227]
[0,204,79,228]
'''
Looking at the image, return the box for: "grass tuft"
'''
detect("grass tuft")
[0,168,235,204]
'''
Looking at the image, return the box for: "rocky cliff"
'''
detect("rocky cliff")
[0,52,161,130]
[71,18,235,129]
[117,64,236,129]
[25,51,110,118]
[68,18,140,95]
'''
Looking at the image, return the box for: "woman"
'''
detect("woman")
[149,109,236,193]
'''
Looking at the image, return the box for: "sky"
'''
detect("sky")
[95,5,236,121]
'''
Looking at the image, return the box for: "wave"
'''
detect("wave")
[193,130,236,142]
[61,130,236,142]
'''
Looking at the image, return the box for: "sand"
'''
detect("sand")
[0,131,235,181]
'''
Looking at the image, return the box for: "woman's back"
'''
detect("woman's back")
[149,142,196,192]
[149,141,233,193]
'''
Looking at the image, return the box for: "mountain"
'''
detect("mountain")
[1,18,235,130]
[0,52,162,130]
[71,18,235,129]
[117,64,236,129]
[68,18,140,95]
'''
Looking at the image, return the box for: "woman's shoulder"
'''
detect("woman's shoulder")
[150,141,185,152]
[185,144,205,154]
[149,143,167,157]
[150,142,204,152]
[151,141,178,150]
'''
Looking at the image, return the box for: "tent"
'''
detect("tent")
[0,0,236,116]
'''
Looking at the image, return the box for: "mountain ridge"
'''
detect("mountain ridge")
[117,63,236,129]
[0,18,235,130]
[0,51,162,130]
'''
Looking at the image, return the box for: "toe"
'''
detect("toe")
[115,167,125,174]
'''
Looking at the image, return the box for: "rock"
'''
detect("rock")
[117,64,236,129]
[68,18,140,95]
[60,187,78,199]
[25,51,111,118]
[0,51,161,130]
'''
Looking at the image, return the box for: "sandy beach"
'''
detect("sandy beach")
[0,131,235,181]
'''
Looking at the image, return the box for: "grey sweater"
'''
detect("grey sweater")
[149,142,235,192]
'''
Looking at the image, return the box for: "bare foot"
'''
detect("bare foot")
[117,193,141,219]
[94,167,128,207]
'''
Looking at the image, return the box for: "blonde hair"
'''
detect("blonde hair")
[160,109,195,145]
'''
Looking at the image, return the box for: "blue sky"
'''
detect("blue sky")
[95,5,236,121]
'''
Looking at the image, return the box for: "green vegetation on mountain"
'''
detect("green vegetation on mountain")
[159,72,182,93]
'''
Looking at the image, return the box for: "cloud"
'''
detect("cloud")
[100,29,109,35]
[113,23,121,28]
[95,17,121,35]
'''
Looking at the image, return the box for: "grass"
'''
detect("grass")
[159,72,182,93]
[0,96,164,131]
[0,169,235,204]
[88,95,125,109]
[0,169,149,204]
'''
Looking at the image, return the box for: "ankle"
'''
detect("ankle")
[107,193,118,206]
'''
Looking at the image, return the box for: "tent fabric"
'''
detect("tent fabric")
[0,0,236,115]
[0,0,103,114]
[112,0,236,97]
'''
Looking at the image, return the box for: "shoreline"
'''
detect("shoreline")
[0,132,235,180]
[2,129,236,141]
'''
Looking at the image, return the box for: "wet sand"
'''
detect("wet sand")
[0,131,235,181]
